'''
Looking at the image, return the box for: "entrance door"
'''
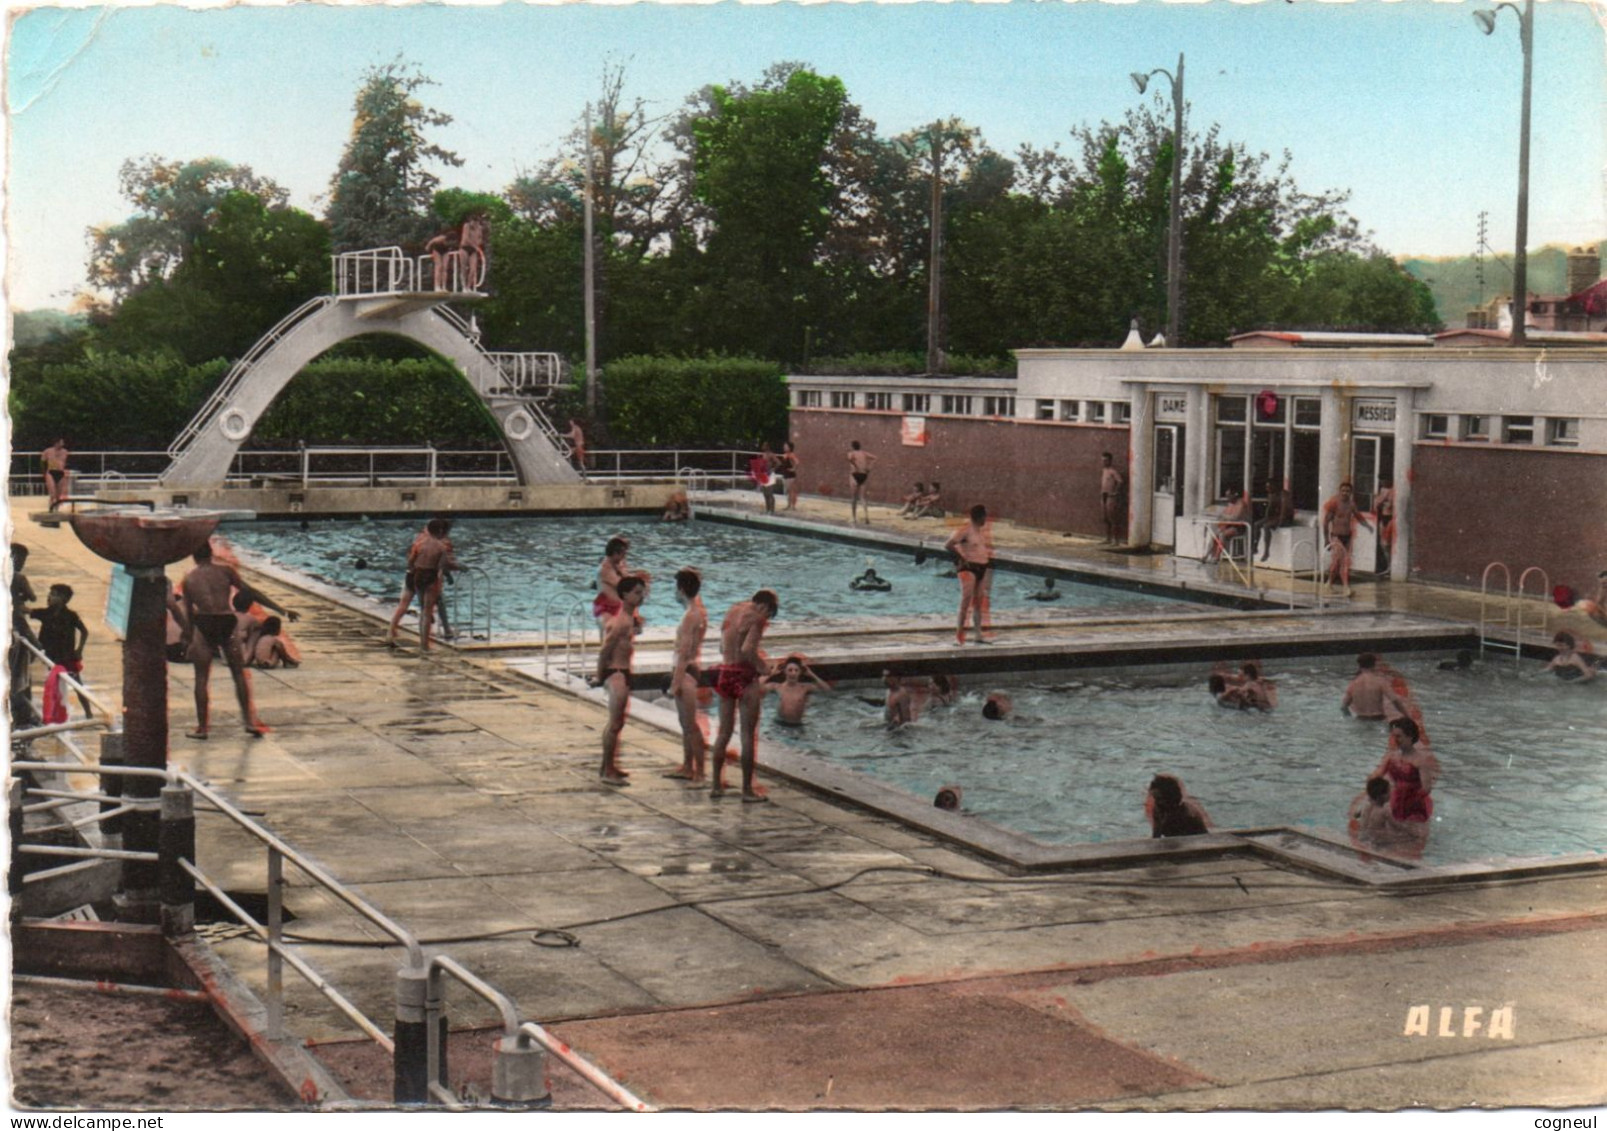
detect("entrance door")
[1152,424,1184,547]
[1350,434,1395,572]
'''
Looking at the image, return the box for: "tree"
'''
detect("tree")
[87,156,288,299]
[96,192,330,363]
[1284,252,1442,332]
[688,65,848,362]
[326,59,462,252]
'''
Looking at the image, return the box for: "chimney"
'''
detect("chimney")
[1567,245,1601,297]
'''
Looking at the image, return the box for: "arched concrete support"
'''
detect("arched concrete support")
[160,300,577,488]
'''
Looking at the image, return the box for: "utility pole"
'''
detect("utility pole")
[583,103,598,416]
[926,127,944,376]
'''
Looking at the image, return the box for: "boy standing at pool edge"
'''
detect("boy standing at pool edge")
[596,576,647,785]
[709,589,780,801]
[667,568,709,781]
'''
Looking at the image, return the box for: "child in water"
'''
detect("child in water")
[765,656,831,726]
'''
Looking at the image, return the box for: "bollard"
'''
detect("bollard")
[394,966,430,1104]
[99,730,126,846]
[425,972,449,1092]
[492,1036,551,1109]
[158,783,195,937]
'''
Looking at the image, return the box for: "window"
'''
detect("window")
[940,394,973,415]
[1086,402,1107,424]
[1501,415,1534,445]
[1113,402,1132,425]
[866,392,893,411]
[1422,414,1449,439]
[830,390,856,410]
[1214,395,1249,500]
[1059,400,1081,422]
[1291,400,1322,511]
[982,396,1015,417]
[796,389,821,408]
[1461,415,1490,442]
[1547,418,1580,447]
[1036,399,1055,421]
[903,392,930,414]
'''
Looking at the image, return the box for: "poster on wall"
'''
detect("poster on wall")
[901,415,928,447]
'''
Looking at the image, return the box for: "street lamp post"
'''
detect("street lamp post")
[1132,53,1186,348]
[1475,0,1534,347]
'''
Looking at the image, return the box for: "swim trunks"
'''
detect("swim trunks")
[593,593,622,619]
[412,568,440,591]
[714,662,759,701]
[962,560,991,580]
[1334,534,1352,550]
[852,472,868,486]
[601,667,630,682]
[195,613,237,650]
[47,469,64,484]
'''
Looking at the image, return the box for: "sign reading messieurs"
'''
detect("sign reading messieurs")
[1353,399,1397,427]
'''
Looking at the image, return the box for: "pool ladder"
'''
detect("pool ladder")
[1287,530,1326,611]
[1478,562,1550,665]
[541,593,594,680]
[440,565,493,642]
[676,466,709,513]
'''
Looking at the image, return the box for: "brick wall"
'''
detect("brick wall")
[788,410,1130,536]
[1410,445,1607,590]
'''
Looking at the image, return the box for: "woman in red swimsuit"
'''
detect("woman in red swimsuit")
[1376,715,1439,823]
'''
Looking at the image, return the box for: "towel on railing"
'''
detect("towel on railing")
[42,660,83,724]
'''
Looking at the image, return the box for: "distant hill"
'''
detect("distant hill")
[1402,242,1604,328]
[11,309,89,349]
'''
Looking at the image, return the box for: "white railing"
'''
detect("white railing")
[15,448,767,494]
[485,352,565,396]
[332,247,416,297]
[1479,562,1551,664]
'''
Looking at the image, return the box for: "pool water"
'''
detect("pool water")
[225,515,1193,632]
[760,655,1607,866]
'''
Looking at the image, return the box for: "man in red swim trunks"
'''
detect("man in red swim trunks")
[708,589,779,801]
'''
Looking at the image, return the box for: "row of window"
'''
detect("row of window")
[796,389,1022,418]
[1421,413,1579,447]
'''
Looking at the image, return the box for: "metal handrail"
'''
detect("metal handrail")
[332,247,415,298]
[13,636,117,720]
[428,306,569,454]
[1288,529,1325,611]
[167,296,335,459]
[443,565,493,643]
[517,1020,656,1112]
[1516,566,1551,661]
[1479,562,1513,660]
[540,593,589,678]
[561,601,595,680]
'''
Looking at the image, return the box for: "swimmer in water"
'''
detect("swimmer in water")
[1207,673,1246,709]
[1026,577,1062,602]
[1555,572,1607,630]
[883,670,918,727]
[933,785,962,811]
[765,654,831,726]
[1147,774,1211,838]
[1341,653,1411,720]
[1347,775,1417,852]
[1547,630,1598,682]
[1374,716,1438,825]
[1229,661,1276,711]
[1437,649,1474,672]
[981,692,1012,721]
[850,567,893,592]
[929,672,959,706]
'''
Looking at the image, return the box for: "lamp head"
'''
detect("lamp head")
[1473,9,1498,34]
[1130,71,1150,94]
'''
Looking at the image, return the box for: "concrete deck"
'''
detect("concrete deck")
[10,495,1605,1111]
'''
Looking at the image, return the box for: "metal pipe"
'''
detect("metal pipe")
[13,974,212,1003]
[516,1021,655,1112]
[18,845,158,862]
[180,860,395,1051]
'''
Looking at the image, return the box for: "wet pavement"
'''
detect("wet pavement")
[9,494,1605,1111]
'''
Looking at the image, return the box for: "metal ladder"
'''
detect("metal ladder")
[541,594,594,680]
[1287,529,1327,611]
[1479,562,1551,664]
[441,565,493,643]
[430,305,571,459]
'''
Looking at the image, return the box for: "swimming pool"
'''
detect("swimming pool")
[756,654,1607,866]
[225,514,1198,633]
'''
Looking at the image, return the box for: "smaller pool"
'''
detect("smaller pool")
[757,654,1607,866]
[226,514,1198,632]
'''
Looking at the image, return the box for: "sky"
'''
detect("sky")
[3,0,1605,312]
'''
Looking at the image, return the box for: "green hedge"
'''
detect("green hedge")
[805,351,1014,377]
[601,355,787,448]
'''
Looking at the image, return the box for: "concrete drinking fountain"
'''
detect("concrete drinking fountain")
[32,503,250,922]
